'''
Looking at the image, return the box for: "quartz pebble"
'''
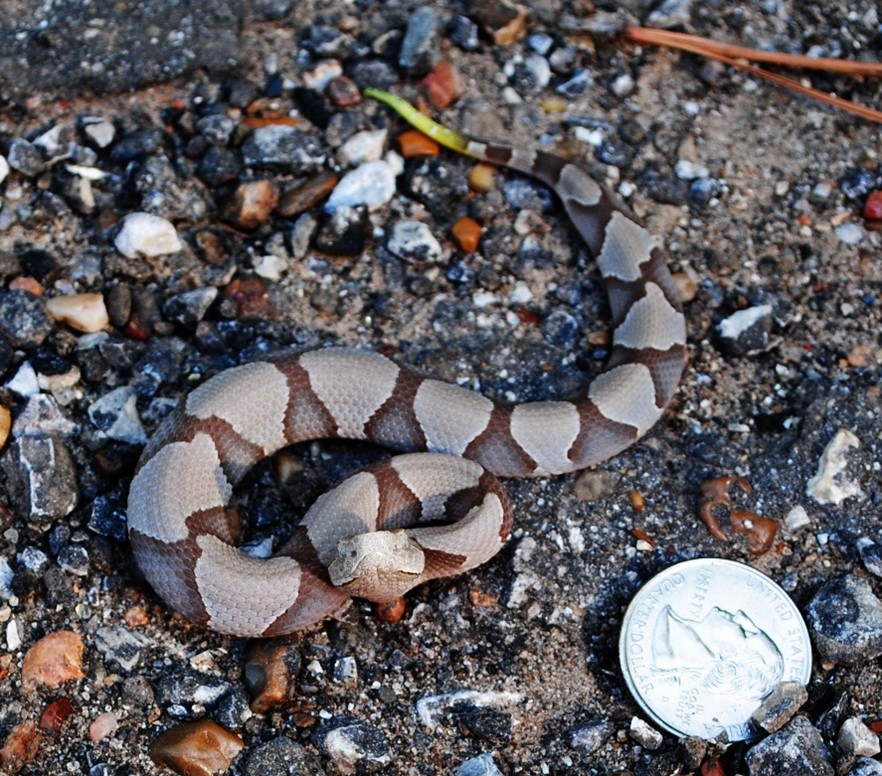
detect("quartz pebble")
[629,717,663,750]
[0,154,9,185]
[315,719,391,772]
[326,160,397,211]
[338,129,387,167]
[241,125,326,173]
[856,537,882,578]
[224,180,279,229]
[88,712,119,743]
[805,576,882,665]
[5,362,40,397]
[45,293,109,333]
[114,212,183,258]
[806,429,864,505]
[570,719,613,753]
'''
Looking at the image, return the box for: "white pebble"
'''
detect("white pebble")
[472,291,497,308]
[675,160,709,180]
[611,73,635,96]
[326,160,397,211]
[508,281,532,304]
[0,155,9,185]
[6,619,21,651]
[784,505,811,531]
[45,293,110,333]
[387,221,442,264]
[338,129,387,167]
[5,361,40,398]
[253,254,287,281]
[835,223,863,245]
[524,54,551,90]
[717,304,772,339]
[806,428,864,505]
[303,59,343,91]
[114,212,182,258]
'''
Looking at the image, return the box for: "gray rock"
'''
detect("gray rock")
[556,69,592,98]
[716,304,774,356]
[80,116,116,149]
[457,753,503,776]
[387,221,443,265]
[14,394,79,438]
[57,545,89,576]
[110,129,165,163]
[449,14,480,51]
[849,757,882,776]
[0,290,54,348]
[18,547,49,575]
[745,716,833,776]
[1,435,79,523]
[0,557,13,600]
[241,125,326,173]
[838,717,881,773]
[94,626,153,672]
[7,139,46,176]
[0,1,243,102]
[399,6,440,77]
[243,736,325,775]
[806,576,882,665]
[751,681,808,733]
[856,538,882,578]
[195,114,238,146]
[88,386,147,445]
[163,287,219,327]
[315,718,391,773]
[155,667,234,717]
[570,719,613,753]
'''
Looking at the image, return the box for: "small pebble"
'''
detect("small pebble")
[0,291,54,349]
[21,631,85,690]
[80,116,116,149]
[0,405,9,449]
[449,15,480,51]
[316,719,391,771]
[570,720,613,753]
[675,159,710,180]
[2,436,79,521]
[716,304,773,356]
[327,76,361,107]
[6,139,45,177]
[88,386,147,444]
[0,154,9,185]
[94,626,152,672]
[338,129,387,167]
[149,720,244,776]
[457,753,504,776]
[857,538,882,578]
[839,717,881,767]
[751,681,808,733]
[784,505,811,531]
[224,180,279,230]
[303,59,343,91]
[45,293,110,333]
[417,60,462,108]
[745,716,833,776]
[163,287,218,327]
[88,712,119,743]
[805,576,882,665]
[850,758,882,776]
[387,221,443,265]
[326,160,397,211]
[806,429,864,505]
[0,721,43,772]
[836,223,864,245]
[114,212,183,258]
[629,717,663,750]
[243,737,323,773]
[244,640,300,713]
[241,125,326,173]
[399,6,440,77]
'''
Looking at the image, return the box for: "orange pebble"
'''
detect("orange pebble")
[376,598,406,623]
[397,129,440,158]
[452,217,481,252]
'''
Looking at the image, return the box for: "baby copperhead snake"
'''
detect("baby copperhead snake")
[126,90,687,637]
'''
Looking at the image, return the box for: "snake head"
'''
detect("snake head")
[328,530,426,601]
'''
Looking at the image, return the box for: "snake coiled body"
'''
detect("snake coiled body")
[126,92,687,637]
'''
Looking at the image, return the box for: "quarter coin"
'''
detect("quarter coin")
[618,558,812,741]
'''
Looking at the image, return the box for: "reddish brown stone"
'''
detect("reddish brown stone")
[149,720,243,776]
[244,640,300,714]
[21,631,85,691]
[222,277,276,321]
[327,76,361,107]
[417,61,463,109]
[376,597,406,623]
[397,130,440,159]
[0,721,43,773]
[275,171,338,217]
[225,180,279,230]
[39,697,75,735]
[864,190,882,221]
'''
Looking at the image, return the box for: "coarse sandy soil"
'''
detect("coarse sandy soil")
[0,1,880,774]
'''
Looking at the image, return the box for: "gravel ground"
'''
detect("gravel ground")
[0,1,881,774]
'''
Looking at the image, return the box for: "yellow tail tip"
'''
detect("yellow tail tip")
[363,88,473,156]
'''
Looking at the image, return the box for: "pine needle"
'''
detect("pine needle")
[624,26,882,123]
